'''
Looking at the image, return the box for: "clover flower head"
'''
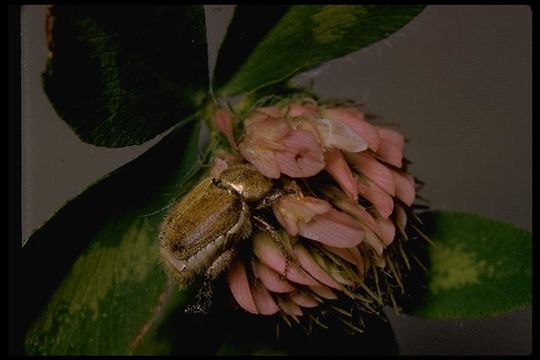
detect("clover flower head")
[213,96,422,330]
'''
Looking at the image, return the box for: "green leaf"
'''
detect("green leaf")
[131,283,197,355]
[212,5,291,90]
[408,210,532,319]
[215,5,425,97]
[44,5,208,147]
[22,121,203,354]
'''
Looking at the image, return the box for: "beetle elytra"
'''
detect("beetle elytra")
[159,162,292,305]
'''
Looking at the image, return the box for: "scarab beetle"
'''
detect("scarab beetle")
[159,162,289,291]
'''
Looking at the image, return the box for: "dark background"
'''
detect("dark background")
[21,5,532,355]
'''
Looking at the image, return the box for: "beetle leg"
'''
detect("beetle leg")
[185,280,214,315]
[255,188,295,210]
[185,248,238,315]
[256,179,304,210]
[205,248,238,281]
[252,215,293,280]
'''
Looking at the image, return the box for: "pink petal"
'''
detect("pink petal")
[272,200,301,236]
[324,149,358,201]
[209,157,229,178]
[326,207,366,231]
[252,259,295,293]
[289,291,319,308]
[347,246,366,274]
[298,209,364,248]
[274,130,325,178]
[357,177,394,218]
[215,150,243,164]
[323,244,356,265]
[390,169,416,206]
[279,197,330,222]
[376,126,405,149]
[395,204,408,234]
[322,108,380,151]
[239,143,281,179]
[301,196,334,214]
[280,127,321,150]
[255,136,287,151]
[246,117,290,144]
[252,232,319,286]
[214,108,238,150]
[326,267,355,287]
[258,105,283,118]
[244,110,270,129]
[373,126,405,168]
[362,229,385,256]
[287,102,318,117]
[277,298,304,317]
[345,152,395,196]
[332,197,380,236]
[227,261,258,314]
[250,281,280,315]
[272,197,331,237]
[285,265,320,286]
[295,244,342,290]
[311,117,368,153]
[274,150,323,178]
[322,245,365,278]
[373,211,396,246]
[374,142,403,168]
[309,285,338,300]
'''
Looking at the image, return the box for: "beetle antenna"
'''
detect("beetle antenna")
[139,202,174,217]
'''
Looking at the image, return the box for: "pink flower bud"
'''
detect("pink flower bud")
[214,108,238,150]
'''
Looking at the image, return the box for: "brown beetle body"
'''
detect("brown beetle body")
[159,163,275,286]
